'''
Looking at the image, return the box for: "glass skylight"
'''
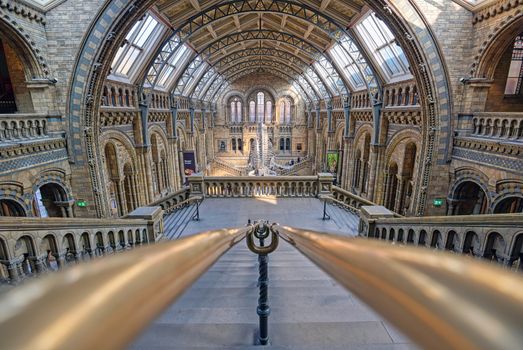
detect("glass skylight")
[111,14,163,78]
[355,12,411,81]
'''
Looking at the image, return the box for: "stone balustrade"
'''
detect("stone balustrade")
[459,112,523,140]
[331,185,377,209]
[0,114,49,141]
[359,206,523,268]
[187,173,334,198]
[0,206,163,284]
[148,187,190,212]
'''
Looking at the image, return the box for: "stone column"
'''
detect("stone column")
[382,171,391,207]
[367,144,385,202]
[394,176,406,214]
[117,180,127,214]
[7,261,21,282]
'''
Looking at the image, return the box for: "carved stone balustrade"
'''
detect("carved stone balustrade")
[459,112,523,141]
[359,207,523,268]
[0,207,163,284]
[188,174,336,198]
[0,114,51,142]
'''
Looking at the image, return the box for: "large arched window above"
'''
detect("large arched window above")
[229,96,242,123]
[504,33,523,96]
[256,92,265,122]
[266,100,272,123]
[249,100,256,123]
[279,98,292,124]
[111,14,163,79]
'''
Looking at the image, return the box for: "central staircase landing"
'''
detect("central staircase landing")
[131,198,415,349]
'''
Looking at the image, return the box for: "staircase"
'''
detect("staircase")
[326,202,360,233]
[131,240,411,349]
[211,158,246,176]
[163,202,200,240]
[131,198,412,349]
[278,157,312,176]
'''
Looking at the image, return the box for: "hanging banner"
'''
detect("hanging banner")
[183,151,197,179]
[327,150,340,180]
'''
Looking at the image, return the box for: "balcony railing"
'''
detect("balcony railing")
[1,224,522,349]
[188,174,334,198]
[458,112,523,141]
[0,207,163,284]
[359,206,523,266]
[0,114,50,142]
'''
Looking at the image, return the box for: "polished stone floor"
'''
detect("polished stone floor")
[131,198,416,349]
[181,197,359,237]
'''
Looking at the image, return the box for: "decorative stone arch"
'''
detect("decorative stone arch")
[334,121,345,150]
[471,13,523,79]
[221,89,246,105]
[244,85,278,104]
[492,192,523,214]
[0,181,30,216]
[449,167,492,202]
[384,129,422,170]
[66,0,451,217]
[100,130,139,175]
[0,16,48,78]
[148,124,169,150]
[31,170,73,202]
[449,176,492,215]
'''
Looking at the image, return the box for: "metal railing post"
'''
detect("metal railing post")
[322,198,330,220]
[247,221,279,345]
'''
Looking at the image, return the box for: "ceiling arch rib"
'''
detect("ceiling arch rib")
[144,0,382,101]
[173,29,343,101]
[224,67,313,102]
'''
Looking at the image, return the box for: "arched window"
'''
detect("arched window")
[230,101,237,123]
[236,100,242,122]
[285,100,291,124]
[229,97,242,123]
[279,101,285,124]
[232,138,237,151]
[266,101,272,122]
[256,92,265,122]
[249,101,255,122]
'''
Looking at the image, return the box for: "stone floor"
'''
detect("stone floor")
[130,198,416,349]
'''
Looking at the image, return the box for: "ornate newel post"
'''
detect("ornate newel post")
[188,173,205,199]
[126,206,164,243]
[358,206,396,238]
[317,172,334,197]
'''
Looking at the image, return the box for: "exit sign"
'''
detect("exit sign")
[433,198,444,207]
[76,200,88,207]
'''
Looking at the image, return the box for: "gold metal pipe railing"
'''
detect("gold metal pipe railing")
[0,226,249,350]
[273,225,523,350]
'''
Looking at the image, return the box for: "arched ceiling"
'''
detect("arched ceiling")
[109,0,413,103]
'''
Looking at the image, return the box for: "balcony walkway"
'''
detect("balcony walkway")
[131,198,415,349]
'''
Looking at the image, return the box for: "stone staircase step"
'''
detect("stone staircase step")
[131,322,406,349]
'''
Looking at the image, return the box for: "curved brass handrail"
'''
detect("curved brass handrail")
[0,226,249,350]
[273,225,523,350]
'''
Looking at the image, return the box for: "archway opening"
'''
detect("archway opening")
[0,199,26,217]
[494,196,523,214]
[34,183,69,217]
[451,181,488,215]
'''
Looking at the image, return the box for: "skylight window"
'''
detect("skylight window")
[157,45,191,88]
[504,34,523,96]
[111,14,163,78]
[355,12,411,81]
[330,44,366,90]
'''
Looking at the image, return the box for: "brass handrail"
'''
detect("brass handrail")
[0,226,249,350]
[273,225,523,350]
